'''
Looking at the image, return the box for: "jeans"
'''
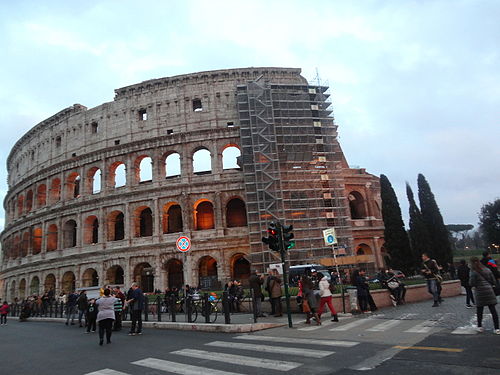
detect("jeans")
[86,317,96,332]
[130,310,142,333]
[113,311,122,330]
[271,297,282,316]
[426,279,440,302]
[477,304,499,329]
[464,285,475,305]
[78,309,86,326]
[253,296,262,316]
[98,318,114,343]
[66,305,77,324]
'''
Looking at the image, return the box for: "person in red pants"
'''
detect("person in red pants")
[317,272,339,322]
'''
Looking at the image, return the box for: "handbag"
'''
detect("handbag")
[387,281,399,289]
[478,271,500,296]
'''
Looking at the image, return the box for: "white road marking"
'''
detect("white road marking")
[298,320,335,331]
[350,347,403,371]
[404,320,437,333]
[329,318,372,331]
[133,357,244,375]
[171,349,302,371]
[234,335,359,347]
[367,319,402,332]
[84,370,130,375]
[206,341,335,358]
[451,327,478,335]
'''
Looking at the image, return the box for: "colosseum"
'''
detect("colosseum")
[0,67,385,300]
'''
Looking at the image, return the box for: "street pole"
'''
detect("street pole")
[280,249,293,328]
[332,245,346,314]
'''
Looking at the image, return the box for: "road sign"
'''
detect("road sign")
[176,236,191,252]
[323,228,338,245]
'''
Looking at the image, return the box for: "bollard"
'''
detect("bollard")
[222,291,231,324]
[186,295,193,323]
[203,293,210,323]
[170,294,176,322]
[144,298,149,322]
[157,295,162,322]
[251,289,257,323]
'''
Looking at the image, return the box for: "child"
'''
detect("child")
[0,301,9,325]
[85,298,98,333]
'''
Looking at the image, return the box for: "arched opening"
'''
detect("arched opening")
[47,224,58,251]
[136,156,153,183]
[193,148,212,174]
[107,211,125,241]
[17,195,24,216]
[106,265,124,285]
[231,254,251,282]
[222,145,241,170]
[67,172,81,199]
[226,198,247,227]
[198,256,218,289]
[50,178,61,203]
[19,278,26,298]
[12,235,20,258]
[195,201,215,230]
[10,280,16,300]
[356,243,373,256]
[162,203,183,234]
[82,268,99,287]
[26,190,33,213]
[63,220,77,248]
[110,162,126,188]
[165,259,184,289]
[37,184,47,207]
[30,276,40,295]
[133,263,154,293]
[135,207,153,237]
[21,232,30,257]
[87,167,101,194]
[44,274,56,292]
[165,152,181,178]
[32,227,42,254]
[348,191,367,219]
[84,216,99,244]
[61,271,76,293]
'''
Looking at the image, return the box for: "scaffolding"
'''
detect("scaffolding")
[237,78,353,273]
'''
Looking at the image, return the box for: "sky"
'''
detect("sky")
[0,0,499,233]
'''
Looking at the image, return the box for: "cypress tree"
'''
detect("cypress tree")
[417,174,453,266]
[406,183,432,270]
[380,174,413,274]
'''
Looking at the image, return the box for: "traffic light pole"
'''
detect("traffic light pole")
[280,249,293,328]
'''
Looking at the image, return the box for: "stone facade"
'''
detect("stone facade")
[0,67,384,300]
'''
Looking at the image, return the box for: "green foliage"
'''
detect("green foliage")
[479,199,500,246]
[417,174,453,266]
[406,183,431,271]
[446,224,474,233]
[380,174,413,274]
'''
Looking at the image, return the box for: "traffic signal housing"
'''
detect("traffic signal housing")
[282,224,295,250]
[262,221,281,252]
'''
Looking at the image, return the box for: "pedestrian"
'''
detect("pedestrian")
[265,270,275,315]
[77,290,88,327]
[480,251,500,280]
[96,288,117,345]
[301,275,320,325]
[317,272,339,322]
[65,291,78,325]
[386,268,406,305]
[469,257,499,334]
[126,282,144,335]
[0,301,9,325]
[248,269,265,317]
[352,269,377,313]
[269,270,283,317]
[421,253,443,307]
[457,259,475,308]
[85,298,98,333]
[113,286,125,331]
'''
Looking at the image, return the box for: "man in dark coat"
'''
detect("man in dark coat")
[421,253,443,307]
[457,259,474,308]
[76,290,88,327]
[126,282,144,335]
[249,269,265,317]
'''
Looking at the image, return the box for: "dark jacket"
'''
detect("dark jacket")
[422,259,440,280]
[353,275,369,297]
[248,274,263,297]
[457,264,471,287]
[77,293,88,310]
[470,267,497,307]
[85,303,98,320]
[480,256,500,279]
[129,288,144,311]
[67,293,79,307]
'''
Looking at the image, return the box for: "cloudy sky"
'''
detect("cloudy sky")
[1,0,498,232]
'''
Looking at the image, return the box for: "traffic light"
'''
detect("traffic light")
[262,221,281,252]
[282,224,295,250]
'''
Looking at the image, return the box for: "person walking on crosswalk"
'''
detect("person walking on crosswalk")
[469,257,499,334]
[317,272,339,322]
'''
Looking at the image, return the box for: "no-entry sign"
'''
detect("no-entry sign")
[176,236,191,252]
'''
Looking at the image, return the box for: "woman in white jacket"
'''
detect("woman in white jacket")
[317,273,339,322]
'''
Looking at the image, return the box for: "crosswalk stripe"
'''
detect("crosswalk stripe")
[367,319,402,332]
[206,341,335,358]
[84,370,130,375]
[233,335,359,347]
[404,321,436,333]
[451,327,477,335]
[329,318,372,331]
[171,349,301,371]
[298,320,336,331]
[132,358,244,375]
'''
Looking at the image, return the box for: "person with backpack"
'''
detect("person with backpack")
[317,272,339,322]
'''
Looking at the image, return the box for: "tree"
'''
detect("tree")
[380,174,413,273]
[446,224,474,250]
[417,174,453,266]
[406,183,431,270]
[479,199,500,249]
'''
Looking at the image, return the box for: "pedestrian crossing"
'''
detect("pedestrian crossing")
[83,335,355,375]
